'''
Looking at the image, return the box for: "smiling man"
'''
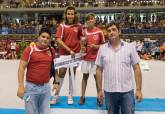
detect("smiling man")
[17,27,55,114]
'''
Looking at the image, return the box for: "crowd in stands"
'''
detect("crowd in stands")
[0,37,165,61]
[0,0,20,8]
[1,17,165,35]
[0,20,58,35]
[0,0,165,8]
[0,11,165,60]
[0,39,20,59]
[127,38,165,60]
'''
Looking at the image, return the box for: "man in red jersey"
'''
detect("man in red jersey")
[17,27,56,114]
[51,6,82,105]
[79,13,105,106]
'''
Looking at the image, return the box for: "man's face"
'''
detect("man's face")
[38,32,50,48]
[107,25,120,42]
[66,10,75,24]
[86,17,96,28]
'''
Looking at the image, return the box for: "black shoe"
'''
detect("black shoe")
[79,96,85,105]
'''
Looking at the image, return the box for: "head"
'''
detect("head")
[64,6,79,25]
[38,27,51,48]
[106,21,121,43]
[85,13,96,28]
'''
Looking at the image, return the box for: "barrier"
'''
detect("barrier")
[54,53,86,95]
[121,29,165,34]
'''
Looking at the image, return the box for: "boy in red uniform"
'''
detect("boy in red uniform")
[79,13,105,106]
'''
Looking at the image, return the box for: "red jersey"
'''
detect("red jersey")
[21,45,55,84]
[55,23,82,55]
[83,27,105,61]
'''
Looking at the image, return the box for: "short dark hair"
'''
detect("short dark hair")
[39,27,51,37]
[106,21,120,31]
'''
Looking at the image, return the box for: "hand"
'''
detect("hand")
[17,85,25,99]
[98,90,104,102]
[52,84,59,93]
[135,90,142,102]
[69,50,75,58]
[88,44,97,49]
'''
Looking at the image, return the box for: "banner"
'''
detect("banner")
[53,53,86,95]
[53,53,86,69]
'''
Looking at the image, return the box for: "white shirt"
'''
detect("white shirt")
[95,41,140,92]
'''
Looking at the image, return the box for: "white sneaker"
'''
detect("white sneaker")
[67,95,74,105]
[50,95,58,104]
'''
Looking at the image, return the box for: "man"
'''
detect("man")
[51,6,82,105]
[95,22,142,114]
[79,13,105,106]
[17,27,56,114]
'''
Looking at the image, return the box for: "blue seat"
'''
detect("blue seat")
[16,29,24,34]
[141,29,148,34]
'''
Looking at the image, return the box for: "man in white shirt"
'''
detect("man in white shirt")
[95,21,142,114]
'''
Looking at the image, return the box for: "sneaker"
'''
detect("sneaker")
[67,95,74,105]
[50,95,58,104]
[78,96,85,105]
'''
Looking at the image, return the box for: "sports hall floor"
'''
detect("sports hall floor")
[0,60,165,114]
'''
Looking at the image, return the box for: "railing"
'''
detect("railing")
[121,28,165,34]
[0,27,56,35]
[0,28,164,35]
[0,28,36,35]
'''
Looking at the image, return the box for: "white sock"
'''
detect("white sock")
[69,75,74,96]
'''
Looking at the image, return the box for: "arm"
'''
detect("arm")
[133,63,143,102]
[88,31,105,49]
[17,60,28,99]
[96,65,103,99]
[88,44,100,49]
[52,69,60,92]
[56,38,75,56]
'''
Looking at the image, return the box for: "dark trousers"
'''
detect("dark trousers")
[104,90,135,114]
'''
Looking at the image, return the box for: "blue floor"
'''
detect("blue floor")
[1,97,165,114]
[0,109,24,114]
[50,96,165,111]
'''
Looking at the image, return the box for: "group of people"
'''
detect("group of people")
[17,6,142,114]
[0,39,18,59]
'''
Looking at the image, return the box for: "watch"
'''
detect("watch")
[53,80,60,85]
[55,82,60,85]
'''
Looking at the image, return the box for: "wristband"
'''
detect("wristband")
[53,79,60,85]
[55,82,60,85]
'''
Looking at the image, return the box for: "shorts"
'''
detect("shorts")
[81,60,96,75]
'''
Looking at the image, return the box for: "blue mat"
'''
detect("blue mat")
[50,96,165,112]
[0,97,165,114]
[50,96,105,110]
[0,108,24,114]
